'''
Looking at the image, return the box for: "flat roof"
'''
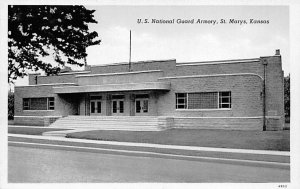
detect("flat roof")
[75,70,163,78]
[90,59,176,67]
[176,58,260,67]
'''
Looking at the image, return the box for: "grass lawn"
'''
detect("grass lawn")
[67,129,290,151]
[8,126,69,135]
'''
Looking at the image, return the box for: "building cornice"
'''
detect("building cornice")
[159,73,263,80]
[90,59,176,67]
[15,83,77,88]
[37,71,91,77]
[75,70,163,78]
[176,58,260,67]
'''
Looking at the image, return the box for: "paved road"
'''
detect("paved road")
[8,145,290,183]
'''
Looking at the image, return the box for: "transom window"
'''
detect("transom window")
[23,97,55,110]
[175,92,231,110]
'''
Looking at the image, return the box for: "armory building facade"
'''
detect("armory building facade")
[14,50,284,131]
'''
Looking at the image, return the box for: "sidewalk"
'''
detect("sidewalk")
[8,133,290,169]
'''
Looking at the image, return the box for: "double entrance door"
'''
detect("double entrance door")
[112,99,124,116]
[89,94,149,116]
[135,98,149,115]
[90,100,102,115]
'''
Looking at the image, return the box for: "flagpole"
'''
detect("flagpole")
[129,30,132,72]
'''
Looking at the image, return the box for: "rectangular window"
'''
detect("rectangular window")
[23,97,55,110]
[23,98,30,110]
[175,93,187,109]
[219,91,231,109]
[48,97,55,110]
[175,91,231,110]
[188,92,218,109]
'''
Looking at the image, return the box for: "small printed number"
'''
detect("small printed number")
[278,185,287,188]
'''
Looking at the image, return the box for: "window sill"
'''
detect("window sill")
[175,108,231,111]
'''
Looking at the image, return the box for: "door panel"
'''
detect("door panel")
[91,101,95,113]
[90,100,102,115]
[135,99,149,115]
[112,100,124,115]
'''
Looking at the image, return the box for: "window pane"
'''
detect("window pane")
[221,97,230,103]
[97,101,101,113]
[135,94,149,99]
[23,98,30,110]
[48,97,55,110]
[90,96,102,100]
[177,105,186,109]
[188,92,218,109]
[112,95,125,100]
[178,98,186,104]
[221,104,230,108]
[136,100,141,113]
[112,101,117,113]
[30,98,47,110]
[177,93,186,98]
[219,91,231,109]
[91,102,95,113]
[143,100,148,113]
[119,101,124,113]
[176,93,187,109]
[221,92,231,96]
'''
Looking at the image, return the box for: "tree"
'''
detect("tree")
[8,5,101,83]
[284,74,290,122]
[8,91,14,120]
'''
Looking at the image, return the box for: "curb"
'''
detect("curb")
[8,133,290,156]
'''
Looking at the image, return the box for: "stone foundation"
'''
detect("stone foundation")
[14,116,61,126]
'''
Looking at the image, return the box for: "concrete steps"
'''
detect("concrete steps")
[50,116,163,131]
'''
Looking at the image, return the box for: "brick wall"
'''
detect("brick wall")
[89,60,177,76]
[175,61,263,77]
[36,74,77,84]
[14,116,61,126]
[158,74,263,118]
[77,71,164,86]
[263,56,285,130]
[173,117,262,130]
[16,54,284,130]
[14,84,80,117]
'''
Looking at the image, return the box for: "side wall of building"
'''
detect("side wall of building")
[14,85,79,126]
[263,56,285,130]
[158,74,264,130]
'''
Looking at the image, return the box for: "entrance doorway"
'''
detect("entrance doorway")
[135,99,149,115]
[135,94,149,115]
[111,95,125,116]
[112,100,124,115]
[90,100,102,115]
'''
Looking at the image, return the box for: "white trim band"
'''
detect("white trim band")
[159,73,263,80]
[174,116,263,119]
[14,116,62,118]
[15,83,77,88]
[75,70,163,78]
[176,109,231,112]
[37,71,91,77]
[176,58,260,67]
[90,59,176,67]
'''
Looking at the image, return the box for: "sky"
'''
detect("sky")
[13,5,289,86]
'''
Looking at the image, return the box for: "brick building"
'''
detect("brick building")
[14,50,284,131]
